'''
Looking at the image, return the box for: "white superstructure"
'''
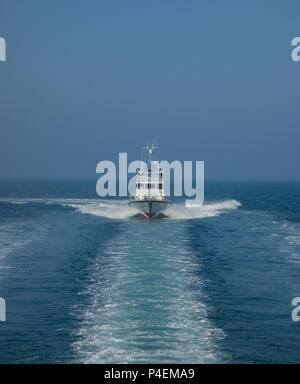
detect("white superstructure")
[129,143,171,218]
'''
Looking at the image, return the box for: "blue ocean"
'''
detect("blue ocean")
[0,180,300,363]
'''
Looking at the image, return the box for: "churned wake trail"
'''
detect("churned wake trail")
[72,221,227,363]
[67,198,240,362]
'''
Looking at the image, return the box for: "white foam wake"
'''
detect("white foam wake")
[0,198,241,220]
[69,202,138,220]
[164,199,241,220]
[59,198,241,220]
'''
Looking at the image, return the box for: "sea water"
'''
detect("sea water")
[0,180,299,363]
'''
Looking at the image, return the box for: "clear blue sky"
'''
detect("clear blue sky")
[0,0,299,180]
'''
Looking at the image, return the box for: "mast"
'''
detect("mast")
[143,140,159,167]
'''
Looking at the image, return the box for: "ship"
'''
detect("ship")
[128,142,172,218]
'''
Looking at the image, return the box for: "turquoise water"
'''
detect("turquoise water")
[0,180,300,363]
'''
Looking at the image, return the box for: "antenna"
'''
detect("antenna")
[142,139,159,166]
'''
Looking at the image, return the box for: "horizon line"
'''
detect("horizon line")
[0,177,300,183]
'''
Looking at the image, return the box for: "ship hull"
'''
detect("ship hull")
[129,200,171,218]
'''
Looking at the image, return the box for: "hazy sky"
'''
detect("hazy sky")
[0,0,299,180]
